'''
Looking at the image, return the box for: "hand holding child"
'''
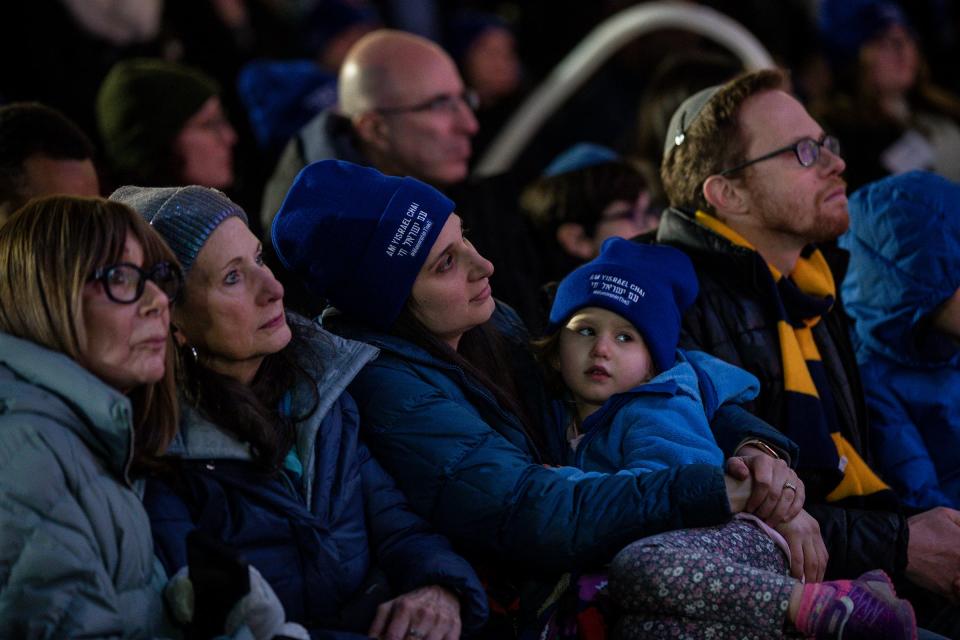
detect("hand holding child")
[728,446,805,524]
[774,509,828,582]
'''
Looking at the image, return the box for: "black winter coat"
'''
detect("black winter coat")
[656,207,909,582]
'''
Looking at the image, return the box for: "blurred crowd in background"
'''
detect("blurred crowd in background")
[3,0,960,238]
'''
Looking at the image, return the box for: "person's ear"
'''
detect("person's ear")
[170,324,188,348]
[353,112,390,150]
[703,174,749,219]
[556,223,595,260]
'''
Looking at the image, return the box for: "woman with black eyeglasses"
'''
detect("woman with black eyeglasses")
[0,195,182,637]
[111,185,487,640]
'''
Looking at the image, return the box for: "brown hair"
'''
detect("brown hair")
[520,159,655,282]
[174,316,321,474]
[0,195,180,471]
[661,68,789,214]
[392,304,549,458]
[530,329,566,399]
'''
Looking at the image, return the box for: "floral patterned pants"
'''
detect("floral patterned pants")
[609,520,800,639]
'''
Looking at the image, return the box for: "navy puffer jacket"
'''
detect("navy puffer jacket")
[334,304,795,573]
[144,319,487,636]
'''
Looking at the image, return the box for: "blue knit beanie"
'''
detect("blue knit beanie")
[237,59,337,150]
[819,0,911,69]
[109,185,248,275]
[548,238,699,373]
[271,160,454,328]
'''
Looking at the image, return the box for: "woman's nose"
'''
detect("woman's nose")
[256,268,285,305]
[139,279,170,316]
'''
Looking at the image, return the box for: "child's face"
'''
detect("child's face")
[556,306,655,420]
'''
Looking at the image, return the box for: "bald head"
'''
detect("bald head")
[336,29,479,187]
[339,30,456,117]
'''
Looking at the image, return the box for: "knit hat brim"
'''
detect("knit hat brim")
[272,160,454,328]
[548,238,699,373]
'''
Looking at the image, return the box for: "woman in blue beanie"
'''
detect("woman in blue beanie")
[111,184,487,639]
[272,159,811,632]
[538,237,916,639]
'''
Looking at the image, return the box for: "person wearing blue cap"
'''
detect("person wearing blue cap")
[538,238,917,639]
[520,143,659,306]
[111,183,488,639]
[814,0,960,190]
[272,159,817,634]
[840,171,960,513]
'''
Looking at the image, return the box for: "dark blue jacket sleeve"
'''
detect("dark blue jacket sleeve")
[349,400,489,633]
[349,360,733,574]
[711,403,800,466]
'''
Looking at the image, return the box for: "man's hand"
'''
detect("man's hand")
[727,446,804,524]
[906,507,960,601]
[774,509,828,582]
[369,585,461,640]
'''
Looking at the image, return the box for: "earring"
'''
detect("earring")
[189,346,199,362]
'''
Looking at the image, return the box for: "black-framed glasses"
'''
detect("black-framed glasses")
[720,135,841,176]
[376,89,480,115]
[90,261,183,304]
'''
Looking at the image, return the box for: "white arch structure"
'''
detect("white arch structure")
[473,2,776,176]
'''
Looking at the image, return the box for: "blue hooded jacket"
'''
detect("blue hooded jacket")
[570,350,760,474]
[840,170,960,510]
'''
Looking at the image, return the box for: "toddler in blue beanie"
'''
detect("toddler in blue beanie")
[539,238,918,640]
[540,237,760,470]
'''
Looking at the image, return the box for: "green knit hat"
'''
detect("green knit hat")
[97,58,219,180]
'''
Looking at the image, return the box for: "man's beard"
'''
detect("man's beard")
[750,179,849,245]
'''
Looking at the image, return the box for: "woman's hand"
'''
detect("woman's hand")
[774,509,828,583]
[368,585,461,640]
[727,447,805,524]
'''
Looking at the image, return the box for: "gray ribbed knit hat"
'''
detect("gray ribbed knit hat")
[110,185,248,274]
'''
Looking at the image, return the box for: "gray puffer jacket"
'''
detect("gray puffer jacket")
[0,332,174,639]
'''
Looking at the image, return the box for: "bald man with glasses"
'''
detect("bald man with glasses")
[655,68,960,637]
[261,29,479,230]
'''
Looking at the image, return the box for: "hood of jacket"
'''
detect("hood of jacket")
[0,332,136,483]
[299,108,369,167]
[840,170,960,367]
[167,316,378,465]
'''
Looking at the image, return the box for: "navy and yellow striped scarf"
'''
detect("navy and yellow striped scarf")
[696,211,889,502]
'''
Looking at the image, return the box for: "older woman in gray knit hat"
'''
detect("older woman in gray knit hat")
[110,184,487,639]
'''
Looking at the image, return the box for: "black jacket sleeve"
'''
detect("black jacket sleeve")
[807,503,909,581]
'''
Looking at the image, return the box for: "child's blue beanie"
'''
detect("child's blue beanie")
[548,238,699,372]
[271,160,454,328]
